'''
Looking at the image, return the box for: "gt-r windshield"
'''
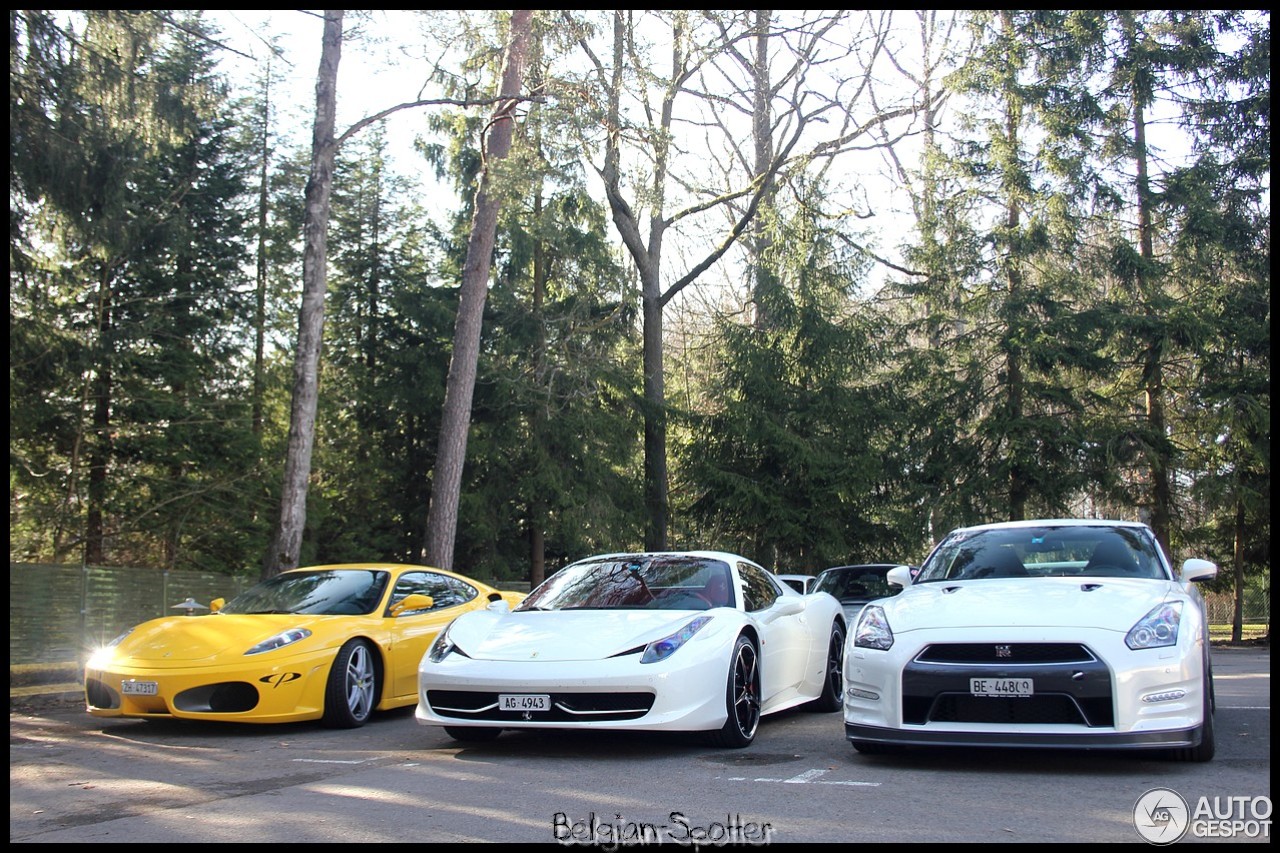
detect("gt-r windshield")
[914,526,1168,583]
[219,570,391,615]
[517,555,734,611]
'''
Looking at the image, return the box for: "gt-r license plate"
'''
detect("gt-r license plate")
[970,678,1032,697]
[120,680,158,696]
[500,693,549,711]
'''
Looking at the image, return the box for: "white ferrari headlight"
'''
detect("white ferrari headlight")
[854,605,894,650]
[245,627,312,655]
[640,616,711,664]
[427,621,458,663]
[1126,601,1182,650]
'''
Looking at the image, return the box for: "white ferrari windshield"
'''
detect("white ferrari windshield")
[518,555,734,611]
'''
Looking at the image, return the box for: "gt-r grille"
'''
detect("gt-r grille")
[912,694,1114,727]
[901,655,1115,728]
[426,690,655,722]
[916,643,1095,664]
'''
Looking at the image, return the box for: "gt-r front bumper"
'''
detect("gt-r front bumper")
[842,627,1210,751]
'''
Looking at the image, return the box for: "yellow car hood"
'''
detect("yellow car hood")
[114,614,323,663]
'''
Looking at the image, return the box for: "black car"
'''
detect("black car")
[812,563,913,622]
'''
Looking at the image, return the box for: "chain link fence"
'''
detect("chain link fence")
[9,562,530,668]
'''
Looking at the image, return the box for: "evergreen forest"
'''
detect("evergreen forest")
[9,11,1270,626]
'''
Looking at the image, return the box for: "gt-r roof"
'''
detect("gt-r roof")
[948,519,1151,534]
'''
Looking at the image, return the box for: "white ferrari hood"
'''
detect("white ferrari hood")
[448,610,706,662]
[883,577,1183,633]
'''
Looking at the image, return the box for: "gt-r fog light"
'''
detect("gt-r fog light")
[1142,689,1187,703]
[846,687,880,701]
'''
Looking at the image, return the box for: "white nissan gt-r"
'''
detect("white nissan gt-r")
[844,519,1219,761]
[416,550,846,748]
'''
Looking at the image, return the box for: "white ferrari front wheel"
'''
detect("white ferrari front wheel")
[709,635,760,748]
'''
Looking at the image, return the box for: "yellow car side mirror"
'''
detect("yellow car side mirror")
[390,593,434,616]
[210,598,225,613]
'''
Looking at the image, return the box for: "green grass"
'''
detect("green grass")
[1209,623,1269,643]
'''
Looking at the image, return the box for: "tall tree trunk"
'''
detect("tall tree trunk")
[749,10,778,331]
[1231,494,1245,643]
[529,183,548,587]
[252,59,272,437]
[641,282,668,550]
[1127,17,1172,553]
[86,266,113,566]
[263,9,343,578]
[423,9,533,570]
[1000,10,1028,521]
[598,10,671,551]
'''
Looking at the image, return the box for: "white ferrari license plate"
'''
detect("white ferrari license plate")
[970,678,1032,697]
[500,693,549,711]
[121,680,159,696]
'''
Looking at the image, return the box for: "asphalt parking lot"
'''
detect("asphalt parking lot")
[10,644,1269,844]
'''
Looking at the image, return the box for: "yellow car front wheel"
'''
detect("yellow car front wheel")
[323,639,378,728]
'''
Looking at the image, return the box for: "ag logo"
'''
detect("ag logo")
[259,672,302,689]
[1134,787,1190,845]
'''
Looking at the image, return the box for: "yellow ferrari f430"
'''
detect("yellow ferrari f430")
[85,563,525,727]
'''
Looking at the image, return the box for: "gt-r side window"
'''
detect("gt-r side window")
[738,562,781,613]
[390,572,478,615]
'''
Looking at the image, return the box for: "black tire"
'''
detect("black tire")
[708,635,761,748]
[444,726,503,742]
[321,639,378,728]
[1169,668,1215,762]
[808,621,845,712]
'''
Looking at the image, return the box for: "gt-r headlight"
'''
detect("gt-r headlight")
[640,616,711,664]
[245,627,312,655]
[1126,601,1182,650]
[853,605,894,650]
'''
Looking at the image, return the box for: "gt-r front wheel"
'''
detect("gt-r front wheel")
[1170,667,1215,762]
[322,639,378,728]
[709,635,760,748]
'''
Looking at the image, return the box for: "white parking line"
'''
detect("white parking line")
[722,769,880,787]
[291,758,374,765]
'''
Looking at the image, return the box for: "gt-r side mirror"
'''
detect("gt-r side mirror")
[487,599,511,613]
[1181,558,1217,583]
[210,598,225,613]
[887,565,915,587]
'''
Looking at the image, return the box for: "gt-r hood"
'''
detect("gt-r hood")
[113,614,320,662]
[449,610,709,662]
[884,577,1184,633]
